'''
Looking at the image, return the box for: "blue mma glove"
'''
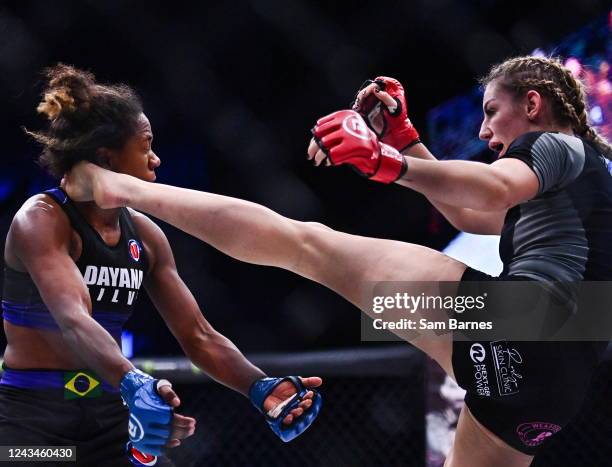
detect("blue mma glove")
[249,376,322,442]
[120,369,173,456]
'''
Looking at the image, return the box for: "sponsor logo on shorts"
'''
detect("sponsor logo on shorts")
[469,343,490,397]
[490,341,523,396]
[128,413,145,442]
[470,343,486,363]
[128,443,158,466]
[128,239,142,262]
[516,422,561,447]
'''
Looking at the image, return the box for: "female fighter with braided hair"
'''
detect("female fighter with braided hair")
[63,55,611,466]
[2,64,321,466]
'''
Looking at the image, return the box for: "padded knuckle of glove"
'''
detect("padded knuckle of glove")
[315,120,341,138]
[310,109,406,183]
[121,370,173,456]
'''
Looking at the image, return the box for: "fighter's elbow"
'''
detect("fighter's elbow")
[180,325,218,357]
[57,310,92,340]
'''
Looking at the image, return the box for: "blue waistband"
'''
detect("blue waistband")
[0,367,118,393]
[2,300,128,338]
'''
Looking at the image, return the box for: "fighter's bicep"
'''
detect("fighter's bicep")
[490,158,539,207]
[11,204,92,325]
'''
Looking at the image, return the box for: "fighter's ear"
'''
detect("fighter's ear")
[95,147,114,170]
[525,89,544,122]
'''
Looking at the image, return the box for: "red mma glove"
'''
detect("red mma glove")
[311,110,406,184]
[352,76,420,152]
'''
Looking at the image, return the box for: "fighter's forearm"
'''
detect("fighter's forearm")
[183,331,265,396]
[396,157,511,211]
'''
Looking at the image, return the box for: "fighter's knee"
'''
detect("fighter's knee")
[288,221,334,276]
[292,221,333,246]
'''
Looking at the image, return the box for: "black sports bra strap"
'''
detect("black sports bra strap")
[43,187,89,238]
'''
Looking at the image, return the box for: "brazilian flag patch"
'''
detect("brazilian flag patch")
[64,370,102,399]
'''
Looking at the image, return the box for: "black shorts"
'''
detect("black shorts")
[0,368,175,467]
[452,268,607,455]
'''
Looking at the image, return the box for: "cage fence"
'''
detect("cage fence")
[133,344,611,467]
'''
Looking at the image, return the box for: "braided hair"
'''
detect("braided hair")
[25,64,143,178]
[480,56,612,160]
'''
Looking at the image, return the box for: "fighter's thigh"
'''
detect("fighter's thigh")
[445,405,533,467]
[295,222,466,374]
[297,222,467,301]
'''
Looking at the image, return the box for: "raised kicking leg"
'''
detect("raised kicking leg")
[64,163,466,373]
[63,162,536,466]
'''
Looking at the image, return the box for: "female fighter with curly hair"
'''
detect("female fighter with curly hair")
[2,64,321,466]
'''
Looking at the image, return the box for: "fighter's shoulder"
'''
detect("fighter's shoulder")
[7,194,73,263]
[10,194,71,237]
[126,208,165,241]
[507,131,584,157]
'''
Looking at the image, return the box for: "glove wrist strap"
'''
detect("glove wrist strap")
[370,145,407,183]
[387,125,421,153]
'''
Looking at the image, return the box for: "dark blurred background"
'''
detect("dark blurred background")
[0,0,610,356]
[2,3,611,466]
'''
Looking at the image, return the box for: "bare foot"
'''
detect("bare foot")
[62,162,125,208]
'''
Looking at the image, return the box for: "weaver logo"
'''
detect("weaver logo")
[470,343,486,363]
[342,114,370,141]
[128,413,145,442]
[516,422,561,447]
[128,239,141,262]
